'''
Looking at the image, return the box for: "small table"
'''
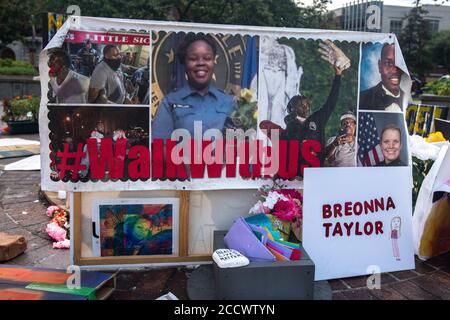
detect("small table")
[213,230,315,300]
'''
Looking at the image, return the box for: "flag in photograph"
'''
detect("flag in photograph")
[358,112,384,166]
[242,36,258,100]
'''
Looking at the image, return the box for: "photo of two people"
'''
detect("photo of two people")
[47,33,150,105]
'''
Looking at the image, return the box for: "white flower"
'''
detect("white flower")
[263,191,288,210]
[409,135,444,161]
[249,200,266,215]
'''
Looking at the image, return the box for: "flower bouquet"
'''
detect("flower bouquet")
[224,88,258,132]
[410,132,448,209]
[249,181,303,242]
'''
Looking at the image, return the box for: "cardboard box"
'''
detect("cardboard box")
[213,230,315,300]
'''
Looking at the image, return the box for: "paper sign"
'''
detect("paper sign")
[303,167,414,281]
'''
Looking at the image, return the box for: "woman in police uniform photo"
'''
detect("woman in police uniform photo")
[152,33,236,139]
[151,33,236,140]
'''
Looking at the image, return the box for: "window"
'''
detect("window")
[426,20,440,34]
[389,20,402,36]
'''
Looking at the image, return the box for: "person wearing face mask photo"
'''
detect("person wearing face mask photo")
[88,44,129,104]
[48,49,90,104]
[359,43,405,112]
[151,33,236,140]
[377,123,406,166]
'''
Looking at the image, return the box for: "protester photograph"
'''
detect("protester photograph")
[47,32,151,105]
[259,39,358,172]
[47,49,90,104]
[75,39,99,77]
[324,110,357,167]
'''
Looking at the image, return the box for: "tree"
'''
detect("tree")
[148,0,331,28]
[0,0,332,44]
[398,3,433,78]
[0,0,45,44]
[426,30,450,71]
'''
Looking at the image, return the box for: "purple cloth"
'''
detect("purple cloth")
[224,218,275,262]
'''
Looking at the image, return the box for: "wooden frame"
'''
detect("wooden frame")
[72,191,212,266]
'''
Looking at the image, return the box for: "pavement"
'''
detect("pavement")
[0,133,449,300]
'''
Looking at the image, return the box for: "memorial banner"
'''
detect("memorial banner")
[39,16,412,191]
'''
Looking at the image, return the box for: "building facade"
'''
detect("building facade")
[334,1,450,36]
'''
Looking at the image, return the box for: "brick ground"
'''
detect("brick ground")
[0,135,449,300]
[331,254,450,300]
[0,170,70,268]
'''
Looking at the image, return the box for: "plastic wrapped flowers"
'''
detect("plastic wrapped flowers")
[249,182,303,242]
[45,205,70,249]
[409,132,449,209]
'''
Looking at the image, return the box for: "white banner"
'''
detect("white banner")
[39,16,412,192]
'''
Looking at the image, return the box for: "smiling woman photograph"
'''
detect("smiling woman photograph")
[151,33,237,140]
[357,112,408,167]
[378,123,406,166]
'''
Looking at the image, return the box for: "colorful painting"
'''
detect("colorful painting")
[93,199,179,257]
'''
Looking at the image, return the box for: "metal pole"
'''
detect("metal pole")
[350,2,353,30]
[343,2,348,30]
[358,0,362,31]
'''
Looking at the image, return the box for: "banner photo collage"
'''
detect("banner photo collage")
[41,20,411,191]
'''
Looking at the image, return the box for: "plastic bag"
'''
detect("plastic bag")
[413,142,450,260]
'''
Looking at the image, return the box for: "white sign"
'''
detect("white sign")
[303,167,415,281]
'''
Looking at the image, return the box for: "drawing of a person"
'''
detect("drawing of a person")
[391,216,401,261]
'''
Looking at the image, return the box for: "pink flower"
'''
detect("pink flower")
[46,206,60,217]
[272,199,302,222]
[264,191,287,209]
[46,222,67,242]
[276,189,303,202]
[53,239,70,249]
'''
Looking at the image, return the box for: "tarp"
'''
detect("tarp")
[4,155,40,171]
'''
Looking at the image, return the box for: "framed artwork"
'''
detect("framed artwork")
[92,198,179,257]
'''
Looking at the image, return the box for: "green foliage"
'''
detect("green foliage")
[425,30,450,71]
[1,96,40,122]
[399,5,433,77]
[0,0,333,44]
[412,156,434,210]
[0,59,38,76]
[423,76,450,96]
[0,0,43,43]
[149,0,331,28]
[278,39,359,140]
[0,67,38,76]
